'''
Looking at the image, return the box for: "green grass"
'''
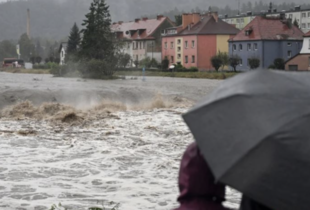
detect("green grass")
[115,71,239,80]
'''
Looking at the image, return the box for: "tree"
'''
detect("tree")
[211,55,222,72]
[79,0,114,61]
[248,57,260,69]
[175,15,182,26]
[0,40,16,61]
[293,19,299,28]
[273,58,285,70]
[67,23,81,56]
[229,55,241,72]
[217,51,229,70]
[161,56,169,70]
[118,53,131,68]
[18,33,34,61]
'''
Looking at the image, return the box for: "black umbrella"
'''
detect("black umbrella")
[183,70,310,210]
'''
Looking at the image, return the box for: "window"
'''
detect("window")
[247,59,250,66]
[192,40,195,48]
[177,54,181,59]
[177,46,181,52]
[302,23,306,29]
[177,39,181,45]
[289,14,293,19]
[247,43,251,51]
[287,42,291,46]
[185,56,188,63]
[164,42,167,49]
[308,57,310,67]
[140,42,142,49]
[128,42,130,49]
[302,13,306,18]
[239,44,243,51]
[192,55,195,63]
[185,41,188,48]
[143,42,145,49]
[239,59,243,66]
[308,23,310,29]
[171,56,174,63]
[308,12,310,17]
[309,39,310,49]
[136,42,138,49]
[254,43,258,50]
[288,51,292,58]
[233,44,236,51]
[171,42,174,49]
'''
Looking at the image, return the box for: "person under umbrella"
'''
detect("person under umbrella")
[173,142,230,210]
[239,196,273,210]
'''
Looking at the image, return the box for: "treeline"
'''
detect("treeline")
[0,35,61,63]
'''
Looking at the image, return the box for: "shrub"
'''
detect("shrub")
[229,55,241,72]
[211,55,223,71]
[161,56,169,70]
[81,59,115,79]
[273,58,285,70]
[248,57,260,69]
[268,64,276,69]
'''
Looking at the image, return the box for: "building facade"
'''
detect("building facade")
[111,16,174,66]
[229,16,304,71]
[223,6,310,33]
[285,30,310,70]
[162,13,239,71]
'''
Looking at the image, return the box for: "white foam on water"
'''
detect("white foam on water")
[0,108,240,210]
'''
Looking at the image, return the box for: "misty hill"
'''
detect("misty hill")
[0,0,308,41]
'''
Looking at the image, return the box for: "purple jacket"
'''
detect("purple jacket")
[174,143,231,210]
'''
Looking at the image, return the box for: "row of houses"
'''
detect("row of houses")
[111,11,310,71]
[59,10,310,71]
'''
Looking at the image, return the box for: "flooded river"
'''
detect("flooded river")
[0,72,240,210]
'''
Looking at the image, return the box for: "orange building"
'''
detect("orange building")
[161,12,239,71]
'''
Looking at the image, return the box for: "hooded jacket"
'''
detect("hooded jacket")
[174,143,231,210]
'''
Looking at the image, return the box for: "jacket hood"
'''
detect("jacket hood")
[177,143,226,204]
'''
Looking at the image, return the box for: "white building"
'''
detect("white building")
[59,42,67,65]
[223,6,310,33]
[111,16,175,67]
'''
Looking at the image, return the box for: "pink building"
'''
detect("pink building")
[162,12,239,70]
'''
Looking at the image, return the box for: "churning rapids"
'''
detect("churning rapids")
[0,72,240,210]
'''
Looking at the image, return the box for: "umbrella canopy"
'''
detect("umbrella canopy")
[183,70,310,210]
[169,65,175,69]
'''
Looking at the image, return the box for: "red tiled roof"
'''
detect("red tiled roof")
[304,30,310,37]
[180,16,240,35]
[111,17,170,40]
[231,16,304,41]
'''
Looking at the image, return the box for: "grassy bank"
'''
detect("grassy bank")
[115,71,238,80]
[0,68,50,74]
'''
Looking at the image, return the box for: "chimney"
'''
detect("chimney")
[118,21,123,25]
[182,13,201,30]
[135,18,140,23]
[142,17,148,21]
[209,12,218,22]
[157,15,164,20]
[273,9,277,13]
[27,9,30,38]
